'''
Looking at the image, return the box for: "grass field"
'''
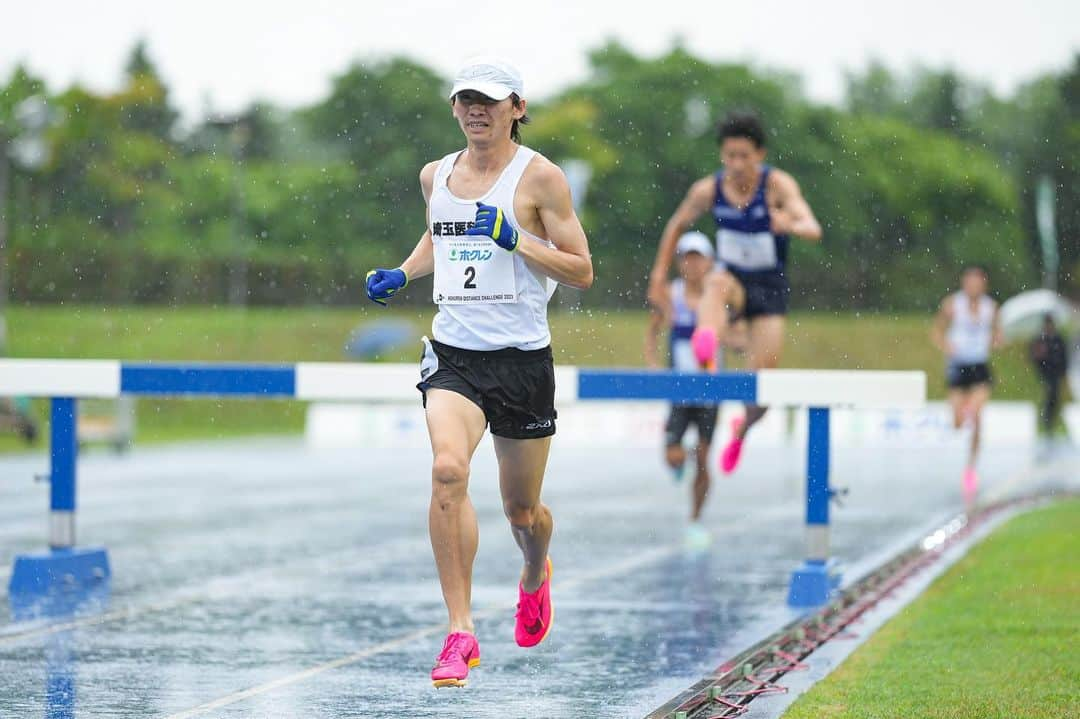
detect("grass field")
[0,303,1053,450]
[782,498,1080,719]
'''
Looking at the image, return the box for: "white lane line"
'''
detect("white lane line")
[0,596,192,646]
[160,542,689,719]
[156,507,800,719]
[161,625,446,719]
[158,458,1080,719]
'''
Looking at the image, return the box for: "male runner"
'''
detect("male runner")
[644,231,721,546]
[364,57,592,688]
[931,265,1003,499]
[647,111,821,475]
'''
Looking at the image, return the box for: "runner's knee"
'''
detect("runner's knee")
[503,498,540,529]
[705,271,734,298]
[431,453,469,503]
[665,444,686,469]
[695,443,710,468]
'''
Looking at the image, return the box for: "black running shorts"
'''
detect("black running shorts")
[664,404,720,447]
[417,338,557,440]
[946,362,992,390]
[730,270,790,319]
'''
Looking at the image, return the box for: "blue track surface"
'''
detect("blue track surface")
[0,437,1067,718]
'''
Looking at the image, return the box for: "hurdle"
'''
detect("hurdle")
[0,359,924,607]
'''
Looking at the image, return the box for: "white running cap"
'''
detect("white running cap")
[449,56,524,101]
[676,231,714,258]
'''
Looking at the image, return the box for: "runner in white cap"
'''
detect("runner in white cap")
[644,231,726,548]
[364,57,593,688]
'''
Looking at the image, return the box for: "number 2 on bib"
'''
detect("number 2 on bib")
[433,236,517,304]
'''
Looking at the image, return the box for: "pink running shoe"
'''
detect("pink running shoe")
[962,466,978,500]
[515,557,554,648]
[690,327,719,370]
[720,417,745,475]
[431,631,480,688]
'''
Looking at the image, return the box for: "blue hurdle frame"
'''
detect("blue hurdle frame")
[580,370,840,607]
[9,363,296,598]
[9,365,844,608]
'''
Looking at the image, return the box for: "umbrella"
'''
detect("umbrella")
[998,289,1078,341]
[345,320,416,359]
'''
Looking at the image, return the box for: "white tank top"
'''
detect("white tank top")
[429,146,557,351]
[946,292,995,364]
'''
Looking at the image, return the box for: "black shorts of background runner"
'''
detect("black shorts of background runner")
[418,338,557,439]
[946,362,993,390]
[664,404,720,447]
[730,270,790,319]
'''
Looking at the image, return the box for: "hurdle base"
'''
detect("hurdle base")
[786,559,841,608]
[8,547,111,597]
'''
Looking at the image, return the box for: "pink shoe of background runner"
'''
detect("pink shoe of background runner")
[720,416,745,475]
[690,327,719,370]
[962,465,978,501]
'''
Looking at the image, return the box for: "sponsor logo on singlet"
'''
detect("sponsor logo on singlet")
[448,248,495,262]
[713,206,742,220]
[432,220,477,236]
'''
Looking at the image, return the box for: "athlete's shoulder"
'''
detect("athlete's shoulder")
[521,149,565,184]
[520,150,573,205]
[688,174,717,202]
[766,167,800,189]
[420,159,441,182]
[419,160,440,198]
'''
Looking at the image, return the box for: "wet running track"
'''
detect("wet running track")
[1,436,1074,718]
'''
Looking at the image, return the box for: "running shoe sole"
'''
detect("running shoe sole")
[431,657,481,688]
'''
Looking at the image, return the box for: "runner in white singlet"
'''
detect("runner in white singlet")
[364,57,592,688]
[931,265,1003,502]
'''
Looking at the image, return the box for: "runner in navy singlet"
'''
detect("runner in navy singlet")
[647,111,822,475]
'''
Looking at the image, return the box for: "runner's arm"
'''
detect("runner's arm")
[931,298,953,355]
[768,171,822,242]
[397,162,440,281]
[991,304,1005,350]
[516,161,593,289]
[649,177,714,309]
[643,290,670,369]
[399,232,434,282]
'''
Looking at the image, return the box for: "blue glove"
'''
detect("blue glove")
[365,268,408,306]
[465,201,519,251]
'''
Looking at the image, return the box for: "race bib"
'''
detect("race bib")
[716,228,778,271]
[433,236,517,304]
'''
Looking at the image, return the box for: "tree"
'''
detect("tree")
[118,39,178,140]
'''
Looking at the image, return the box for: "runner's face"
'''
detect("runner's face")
[678,252,712,283]
[961,269,987,296]
[451,91,524,143]
[720,137,766,184]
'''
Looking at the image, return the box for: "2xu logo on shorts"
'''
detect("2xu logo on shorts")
[523,419,553,431]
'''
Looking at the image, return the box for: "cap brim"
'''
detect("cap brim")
[677,240,714,255]
[448,81,515,101]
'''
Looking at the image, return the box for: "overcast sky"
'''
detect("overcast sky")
[2,1,1077,122]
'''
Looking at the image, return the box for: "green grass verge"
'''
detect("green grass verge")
[0,304,1053,449]
[782,498,1080,719]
